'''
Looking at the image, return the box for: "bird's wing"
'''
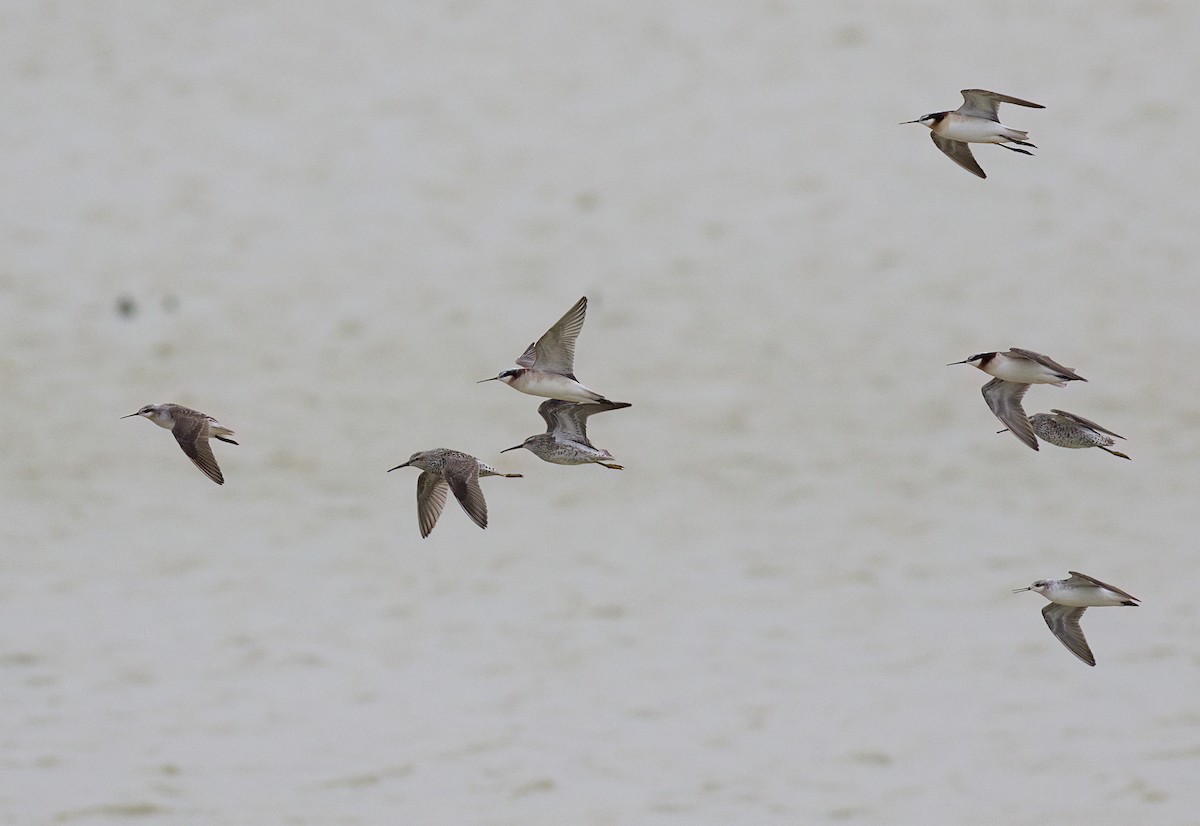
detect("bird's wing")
[527,296,587,375]
[931,133,985,179]
[570,401,632,442]
[983,378,1038,451]
[959,89,1044,120]
[537,399,570,434]
[172,417,225,485]
[1042,603,1095,666]
[1067,571,1140,603]
[1007,348,1084,380]
[541,399,631,443]
[514,341,538,369]
[581,400,632,416]
[415,471,450,538]
[443,455,488,530]
[1049,410,1124,440]
[168,404,206,418]
[546,400,590,442]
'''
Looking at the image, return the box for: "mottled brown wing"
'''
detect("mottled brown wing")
[1042,604,1095,666]
[1049,410,1124,440]
[535,399,562,433]
[1007,348,1084,380]
[443,455,488,530]
[931,133,985,179]
[982,378,1037,451]
[1066,572,1139,603]
[544,399,631,443]
[172,417,224,485]
[959,89,1044,120]
[415,471,449,538]
[536,399,585,442]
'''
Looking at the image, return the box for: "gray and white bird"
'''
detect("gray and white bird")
[950,348,1086,451]
[903,89,1044,178]
[1001,409,1130,459]
[388,448,522,538]
[501,399,631,469]
[1014,571,1139,666]
[479,296,621,404]
[122,403,238,485]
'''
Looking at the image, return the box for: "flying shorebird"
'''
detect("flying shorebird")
[501,399,631,469]
[903,89,1044,179]
[122,403,238,485]
[478,296,620,404]
[388,448,522,538]
[1000,409,1130,459]
[1014,571,1139,666]
[949,348,1086,451]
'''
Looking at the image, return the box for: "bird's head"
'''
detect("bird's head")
[947,352,995,370]
[478,368,523,386]
[901,112,946,129]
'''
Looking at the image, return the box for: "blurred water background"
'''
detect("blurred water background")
[2,2,1200,823]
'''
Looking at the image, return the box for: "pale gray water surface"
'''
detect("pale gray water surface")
[2,2,1199,824]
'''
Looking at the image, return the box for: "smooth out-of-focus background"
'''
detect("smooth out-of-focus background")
[2,2,1198,824]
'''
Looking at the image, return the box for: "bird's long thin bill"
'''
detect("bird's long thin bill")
[120,413,139,418]
[900,119,921,124]
[476,376,500,383]
[387,462,410,472]
[499,445,522,453]
[1011,587,1032,593]
[946,360,972,366]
